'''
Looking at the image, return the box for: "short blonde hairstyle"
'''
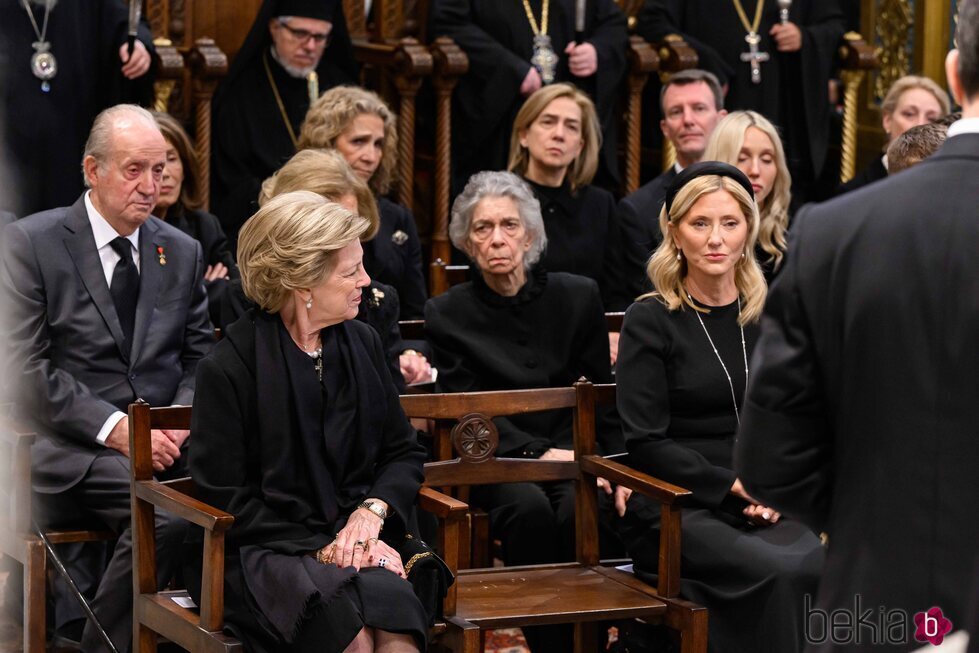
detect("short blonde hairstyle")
[704,111,791,271]
[645,176,766,325]
[258,148,379,238]
[507,83,601,191]
[881,75,951,124]
[237,191,371,313]
[298,85,398,195]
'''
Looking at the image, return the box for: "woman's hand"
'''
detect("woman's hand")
[204,262,230,282]
[540,447,574,461]
[333,507,384,570]
[597,477,633,517]
[399,351,433,385]
[731,478,780,525]
[366,539,406,578]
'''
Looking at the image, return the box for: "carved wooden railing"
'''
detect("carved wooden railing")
[186,39,228,210]
[622,36,660,194]
[838,32,878,183]
[152,39,186,113]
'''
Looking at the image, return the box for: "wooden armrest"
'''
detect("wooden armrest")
[134,480,234,532]
[351,38,433,74]
[581,455,691,505]
[418,486,468,519]
[626,36,659,75]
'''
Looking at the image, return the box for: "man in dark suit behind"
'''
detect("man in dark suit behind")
[618,69,726,299]
[736,2,979,650]
[1,104,213,652]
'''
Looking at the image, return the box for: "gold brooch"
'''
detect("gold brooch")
[370,287,385,307]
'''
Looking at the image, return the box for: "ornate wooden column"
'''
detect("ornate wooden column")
[622,37,659,195]
[187,39,228,210]
[839,33,878,183]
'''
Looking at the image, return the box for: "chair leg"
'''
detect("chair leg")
[134,620,157,653]
[23,539,46,653]
[574,621,598,653]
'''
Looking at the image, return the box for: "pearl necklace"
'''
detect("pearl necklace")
[688,294,748,427]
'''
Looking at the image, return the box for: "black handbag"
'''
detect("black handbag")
[397,534,454,625]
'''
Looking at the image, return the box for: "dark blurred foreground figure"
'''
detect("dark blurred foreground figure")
[616,162,822,653]
[190,191,430,652]
[0,0,155,216]
[736,3,979,650]
[210,0,358,246]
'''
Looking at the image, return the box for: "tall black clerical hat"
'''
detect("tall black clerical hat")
[273,0,338,21]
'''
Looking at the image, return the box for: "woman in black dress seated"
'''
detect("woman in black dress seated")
[151,111,237,325]
[615,162,824,653]
[190,191,428,652]
[425,170,625,567]
[298,85,427,320]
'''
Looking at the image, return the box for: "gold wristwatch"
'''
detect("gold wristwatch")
[358,500,388,520]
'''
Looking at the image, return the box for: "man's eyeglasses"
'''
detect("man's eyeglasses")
[277,20,330,45]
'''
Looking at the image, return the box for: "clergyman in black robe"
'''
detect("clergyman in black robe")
[431,0,628,194]
[0,0,155,216]
[210,0,358,247]
[638,0,844,195]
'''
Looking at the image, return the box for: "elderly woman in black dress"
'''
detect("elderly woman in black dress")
[425,170,624,652]
[615,162,824,653]
[189,191,428,652]
[298,85,427,320]
[425,170,624,562]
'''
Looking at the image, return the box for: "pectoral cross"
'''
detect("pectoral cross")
[740,32,769,84]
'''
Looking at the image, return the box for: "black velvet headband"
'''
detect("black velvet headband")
[664,161,755,215]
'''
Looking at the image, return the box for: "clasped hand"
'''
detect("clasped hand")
[730,478,781,525]
[324,507,405,577]
[105,416,188,472]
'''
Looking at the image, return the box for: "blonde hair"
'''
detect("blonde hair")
[704,111,790,270]
[298,85,398,195]
[237,191,371,313]
[644,176,766,325]
[259,148,379,239]
[881,75,951,125]
[507,83,601,191]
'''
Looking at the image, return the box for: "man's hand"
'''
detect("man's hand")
[539,447,574,461]
[104,417,182,472]
[203,262,230,282]
[520,66,543,96]
[119,40,151,79]
[608,331,619,367]
[565,41,598,77]
[769,22,802,52]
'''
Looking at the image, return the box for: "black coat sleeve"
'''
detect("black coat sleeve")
[735,207,832,531]
[616,300,737,508]
[637,0,735,85]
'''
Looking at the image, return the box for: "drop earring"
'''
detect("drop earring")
[306,297,313,310]
[676,251,682,261]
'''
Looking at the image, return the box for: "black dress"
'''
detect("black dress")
[615,296,824,653]
[425,269,623,557]
[525,179,630,310]
[188,311,429,652]
[364,197,427,319]
[164,205,238,326]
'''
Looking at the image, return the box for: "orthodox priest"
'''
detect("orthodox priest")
[211,0,358,247]
[432,0,628,194]
[0,0,155,216]
[639,0,844,196]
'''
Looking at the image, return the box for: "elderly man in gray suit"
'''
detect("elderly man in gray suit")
[1,104,213,653]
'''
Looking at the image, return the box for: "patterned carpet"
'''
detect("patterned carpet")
[484,628,530,653]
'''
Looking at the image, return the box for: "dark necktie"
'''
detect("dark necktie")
[108,236,140,355]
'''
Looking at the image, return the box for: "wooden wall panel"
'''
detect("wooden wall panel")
[193,0,264,63]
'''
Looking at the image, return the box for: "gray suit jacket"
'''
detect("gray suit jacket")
[1,195,213,493]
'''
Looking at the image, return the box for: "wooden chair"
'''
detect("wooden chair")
[402,381,708,652]
[0,408,117,653]
[127,401,241,653]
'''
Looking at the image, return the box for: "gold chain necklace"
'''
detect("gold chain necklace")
[732,0,770,84]
[263,50,299,148]
[520,0,558,85]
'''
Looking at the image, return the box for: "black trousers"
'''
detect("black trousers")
[36,449,187,653]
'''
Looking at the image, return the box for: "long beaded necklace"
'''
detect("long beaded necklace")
[688,294,749,427]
